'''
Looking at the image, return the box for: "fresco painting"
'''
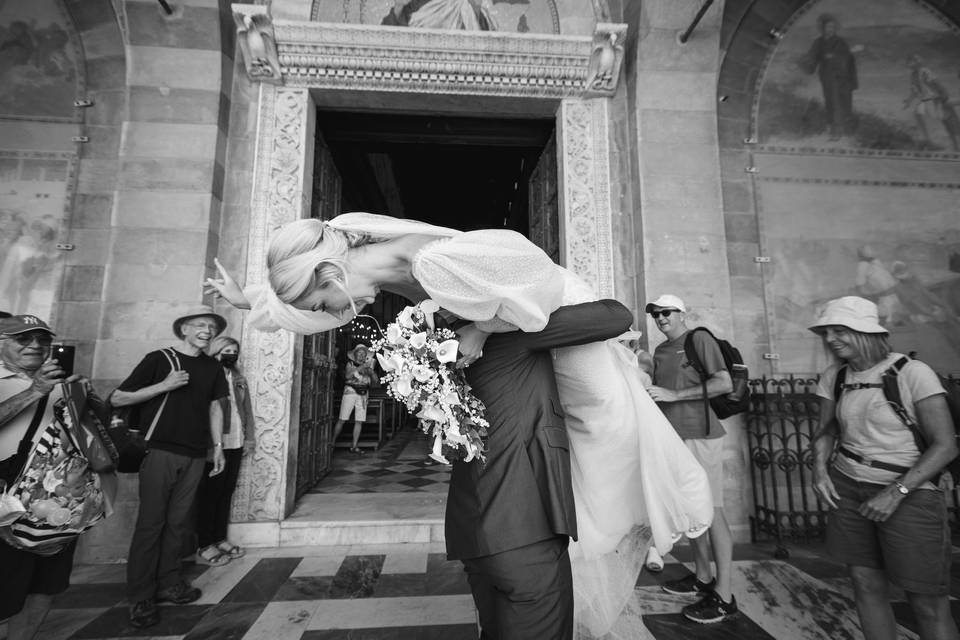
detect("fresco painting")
[0,0,79,120]
[756,177,960,376]
[759,0,960,153]
[0,155,68,319]
[316,0,563,34]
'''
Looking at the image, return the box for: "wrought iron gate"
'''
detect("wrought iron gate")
[747,375,828,558]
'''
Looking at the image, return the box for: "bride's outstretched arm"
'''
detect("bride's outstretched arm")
[204,257,251,310]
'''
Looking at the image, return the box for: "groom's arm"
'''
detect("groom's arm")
[517,300,633,352]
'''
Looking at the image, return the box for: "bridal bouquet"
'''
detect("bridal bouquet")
[372,300,489,464]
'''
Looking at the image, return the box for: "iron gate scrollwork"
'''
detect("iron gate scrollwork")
[747,375,829,558]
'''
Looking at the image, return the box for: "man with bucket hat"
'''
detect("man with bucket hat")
[110,305,229,629]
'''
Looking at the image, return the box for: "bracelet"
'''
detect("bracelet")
[213,442,223,448]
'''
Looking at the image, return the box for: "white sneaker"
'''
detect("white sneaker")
[645,547,664,573]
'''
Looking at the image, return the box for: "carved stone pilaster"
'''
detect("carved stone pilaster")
[233,87,313,521]
[557,98,614,297]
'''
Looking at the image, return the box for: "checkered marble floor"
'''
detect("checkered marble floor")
[310,428,451,494]
[36,542,960,639]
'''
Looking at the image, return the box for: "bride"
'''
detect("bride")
[208,212,712,635]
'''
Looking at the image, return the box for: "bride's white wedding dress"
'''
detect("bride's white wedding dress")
[247,213,713,637]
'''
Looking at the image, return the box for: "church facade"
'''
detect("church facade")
[2,0,958,562]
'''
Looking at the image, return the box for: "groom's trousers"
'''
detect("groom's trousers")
[461,535,573,640]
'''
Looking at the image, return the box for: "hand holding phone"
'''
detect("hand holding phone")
[52,344,75,378]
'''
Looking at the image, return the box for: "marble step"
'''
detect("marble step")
[231,492,448,548]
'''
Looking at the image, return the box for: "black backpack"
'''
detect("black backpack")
[833,356,960,482]
[683,328,751,432]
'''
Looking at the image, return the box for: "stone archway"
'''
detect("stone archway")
[228,18,628,541]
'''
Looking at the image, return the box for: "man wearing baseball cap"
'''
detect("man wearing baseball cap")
[110,306,229,629]
[0,315,79,638]
[645,295,739,624]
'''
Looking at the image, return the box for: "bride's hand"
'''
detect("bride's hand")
[455,323,490,368]
[204,257,251,310]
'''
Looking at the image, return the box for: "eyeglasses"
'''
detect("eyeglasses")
[3,333,53,347]
[649,309,679,319]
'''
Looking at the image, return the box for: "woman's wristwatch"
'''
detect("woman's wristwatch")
[894,480,909,496]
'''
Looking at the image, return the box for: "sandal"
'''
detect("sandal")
[196,544,230,566]
[216,540,245,559]
[349,447,364,455]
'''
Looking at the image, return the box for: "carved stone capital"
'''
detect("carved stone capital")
[583,23,627,98]
[233,4,284,84]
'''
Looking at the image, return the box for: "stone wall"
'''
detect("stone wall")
[76,0,237,563]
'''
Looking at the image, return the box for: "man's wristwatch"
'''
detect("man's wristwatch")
[213,442,223,448]
[894,481,909,496]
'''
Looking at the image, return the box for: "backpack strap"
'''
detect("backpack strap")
[880,356,927,451]
[144,349,180,442]
[683,328,713,436]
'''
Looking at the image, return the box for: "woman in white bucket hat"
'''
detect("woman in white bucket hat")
[809,296,958,640]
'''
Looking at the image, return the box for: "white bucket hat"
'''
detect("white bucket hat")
[808,296,888,335]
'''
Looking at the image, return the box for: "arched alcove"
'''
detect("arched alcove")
[718,0,960,376]
[309,0,608,35]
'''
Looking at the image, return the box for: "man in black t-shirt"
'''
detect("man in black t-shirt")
[111,306,229,629]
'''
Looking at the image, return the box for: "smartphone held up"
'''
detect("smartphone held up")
[52,344,75,377]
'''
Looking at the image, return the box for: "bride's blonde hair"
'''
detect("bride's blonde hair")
[267,219,376,305]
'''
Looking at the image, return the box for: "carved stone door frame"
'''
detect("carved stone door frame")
[230,21,625,540]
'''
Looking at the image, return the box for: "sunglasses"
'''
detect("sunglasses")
[5,333,53,347]
[649,309,679,319]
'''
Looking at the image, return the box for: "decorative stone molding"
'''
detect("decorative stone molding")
[557,98,614,297]
[234,5,284,84]
[233,87,313,521]
[272,20,628,98]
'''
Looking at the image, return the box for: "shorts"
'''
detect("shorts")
[0,538,77,620]
[826,467,951,595]
[339,391,368,422]
[684,437,724,507]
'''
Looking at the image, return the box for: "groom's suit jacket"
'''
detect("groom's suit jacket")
[445,299,633,561]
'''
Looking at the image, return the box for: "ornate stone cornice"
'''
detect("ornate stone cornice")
[273,20,620,98]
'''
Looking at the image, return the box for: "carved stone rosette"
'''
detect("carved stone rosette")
[274,21,618,98]
[233,87,314,521]
[557,98,614,297]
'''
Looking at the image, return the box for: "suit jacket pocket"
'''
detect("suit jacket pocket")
[542,425,569,451]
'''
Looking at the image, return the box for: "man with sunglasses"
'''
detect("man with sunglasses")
[0,314,81,639]
[645,294,739,624]
[111,306,229,629]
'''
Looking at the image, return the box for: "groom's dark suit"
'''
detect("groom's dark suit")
[445,299,633,640]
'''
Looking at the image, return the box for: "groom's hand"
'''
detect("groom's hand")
[454,324,490,368]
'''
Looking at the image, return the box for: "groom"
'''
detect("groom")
[445,299,633,640]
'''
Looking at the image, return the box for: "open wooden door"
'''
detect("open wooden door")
[528,132,559,262]
[295,136,342,500]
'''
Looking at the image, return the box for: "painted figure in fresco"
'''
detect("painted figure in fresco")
[855,245,900,326]
[903,55,960,152]
[381,0,497,30]
[0,215,58,315]
[801,14,858,140]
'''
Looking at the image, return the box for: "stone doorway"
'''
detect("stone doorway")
[228,19,626,546]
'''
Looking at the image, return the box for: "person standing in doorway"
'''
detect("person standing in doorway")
[111,306,228,629]
[332,344,378,454]
[645,294,738,624]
